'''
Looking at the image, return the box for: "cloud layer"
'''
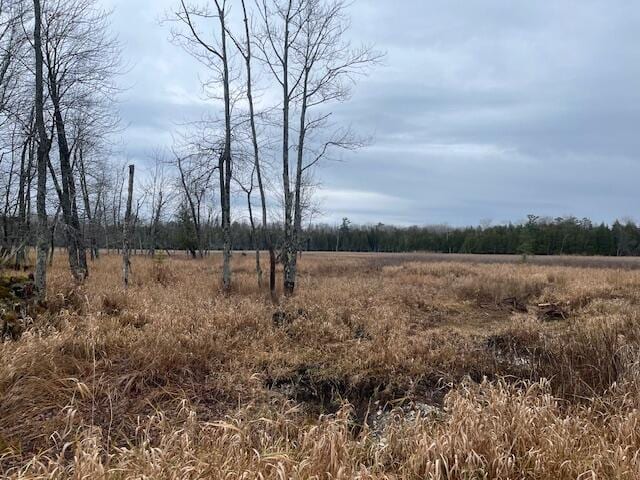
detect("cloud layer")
[107,0,640,226]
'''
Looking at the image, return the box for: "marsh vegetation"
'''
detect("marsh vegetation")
[1,252,639,478]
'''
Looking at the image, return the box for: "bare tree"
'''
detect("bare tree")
[173,146,216,258]
[72,93,121,261]
[41,0,121,281]
[227,0,277,297]
[254,0,303,295]
[76,143,97,259]
[33,0,49,298]
[144,149,174,257]
[170,0,234,292]
[0,0,28,121]
[233,161,262,285]
[257,0,379,294]
[122,164,133,287]
[0,2,34,267]
[13,109,34,268]
[2,124,19,247]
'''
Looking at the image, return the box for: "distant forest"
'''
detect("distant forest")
[304,216,639,256]
[34,214,640,257]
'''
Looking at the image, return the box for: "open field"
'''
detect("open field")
[112,249,640,269]
[2,252,640,478]
[311,251,640,269]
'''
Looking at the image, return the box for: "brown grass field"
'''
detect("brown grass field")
[2,251,640,478]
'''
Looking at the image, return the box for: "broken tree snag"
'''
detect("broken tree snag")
[122,165,134,288]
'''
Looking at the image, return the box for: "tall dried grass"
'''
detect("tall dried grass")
[1,252,640,478]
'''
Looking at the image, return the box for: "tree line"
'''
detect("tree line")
[304,216,640,256]
[11,214,640,259]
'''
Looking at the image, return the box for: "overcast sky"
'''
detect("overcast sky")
[105,0,640,226]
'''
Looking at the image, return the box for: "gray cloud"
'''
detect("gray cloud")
[105,0,640,226]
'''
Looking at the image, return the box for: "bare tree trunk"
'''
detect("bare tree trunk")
[116,168,124,254]
[149,217,157,258]
[288,67,310,296]
[26,139,34,234]
[77,145,96,261]
[149,190,163,258]
[47,73,84,281]
[14,136,29,267]
[92,190,102,259]
[33,0,49,300]
[279,1,295,296]
[71,176,88,277]
[122,165,134,288]
[218,2,233,293]
[245,188,262,287]
[49,205,61,267]
[176,155,204,258]
[88,196,99,261]
[239,0,274,297]
[3,142,17,248]
[49,73,84,281]
[104,208,110,256]
[220,153,232,293]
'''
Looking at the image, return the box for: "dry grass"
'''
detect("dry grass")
[1,252,640,478]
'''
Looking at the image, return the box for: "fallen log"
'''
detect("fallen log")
[537,302,568,321]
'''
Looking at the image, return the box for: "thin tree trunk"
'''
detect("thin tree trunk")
[176,156,203,258]
[48,81,84,281]
[92,190,101,259]
[218,2,233,293]
[288,67,310,296]
[149,191,163,258]
[122,165,134,288]
[240,0,274,298]
[246,189,262,287]
[281,2,294,296]
[3,147,16,247]
[116,170,124,254]
[33,0,48,300]
[71,177,88,277]
[26,138,34,241]
[49,205,61,267]
[14,134,30,268]
[77,145,96,262]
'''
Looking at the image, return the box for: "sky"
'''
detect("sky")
[104,0,640,227]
